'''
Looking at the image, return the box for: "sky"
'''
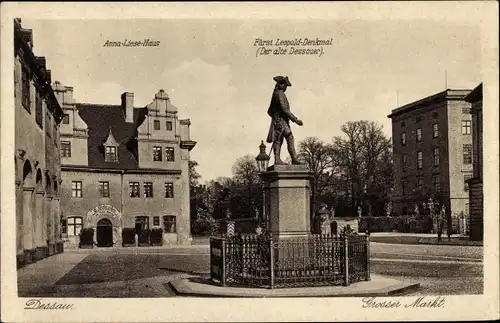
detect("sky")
[20,18,481,182]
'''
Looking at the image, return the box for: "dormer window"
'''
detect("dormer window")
[103,127,119,163]
[105,146,118,162]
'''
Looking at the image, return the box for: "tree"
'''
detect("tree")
[297,137,339,214]
[189,160,201,187]
[331,120,393,216]
[231,155,262,219]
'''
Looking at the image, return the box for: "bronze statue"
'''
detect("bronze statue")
[266,76,303,165]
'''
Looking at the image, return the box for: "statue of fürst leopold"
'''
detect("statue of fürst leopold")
[266,76,304,165]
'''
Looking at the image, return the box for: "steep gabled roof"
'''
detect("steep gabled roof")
[77,104,148,169]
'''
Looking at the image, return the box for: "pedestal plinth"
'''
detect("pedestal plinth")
[261,164,314,238]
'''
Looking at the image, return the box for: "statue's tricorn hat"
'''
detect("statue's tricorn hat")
[273,76,292,86]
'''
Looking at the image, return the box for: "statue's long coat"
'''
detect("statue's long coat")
[266,88,297,143]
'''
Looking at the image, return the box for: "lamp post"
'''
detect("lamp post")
[256,141,270,229]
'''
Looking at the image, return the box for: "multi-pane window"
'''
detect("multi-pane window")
[417,151,423,169]
[153,146,162,161]
[433,148,440,167]
[67,217,83,236]
[433,176,440,193]
[22,67,31,112]
[432,123,439,138]
[154,120,160,130]
[153,216,160,226]
[464,174,473,191]
[164,182,174,198]
[62,114,70,124]
[463,144,472,164]
[35,91,43,128]
[401,154,408,172]
[144,182,153,198]
[401,132,407,146]
[71,181,82,198]
[462,120,471,134]
[135,216,149,234]
[61,141,71,157]
[129,182,140,197]
[416,116,422,123]
[105,146,118,162]
[99,181,110,198]
[416,128,422,142]
[165,147,175,161]
[163,216,176,233]
[417,177,424,191]
[166,121,173,131]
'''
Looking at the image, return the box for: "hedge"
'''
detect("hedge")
[121,228,136,246]
[79,228,94,248]
[150,228,163,246]
[359,215,434,233]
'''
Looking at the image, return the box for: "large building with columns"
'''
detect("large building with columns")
[54,83,196,248]
[14,18,65,268]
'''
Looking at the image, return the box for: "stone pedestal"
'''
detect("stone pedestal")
[261,164,314,238]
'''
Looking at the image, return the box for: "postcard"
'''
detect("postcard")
[1,2,498,322]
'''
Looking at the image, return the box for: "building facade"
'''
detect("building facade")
[388,89,473,218]
[55,84,196,248]
[464,83,483,241]
[14,19,65,268]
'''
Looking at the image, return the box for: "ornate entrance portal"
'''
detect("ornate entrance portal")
[96,218,113,247]
[85,205,123,247]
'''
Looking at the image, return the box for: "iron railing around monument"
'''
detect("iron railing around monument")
[210,233,370,289]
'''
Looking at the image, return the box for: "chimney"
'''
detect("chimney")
[121,92,134,123]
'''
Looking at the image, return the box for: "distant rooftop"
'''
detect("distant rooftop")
[387,89,472,119]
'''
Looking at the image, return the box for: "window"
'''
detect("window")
[401,154,408,172]
[164,182,174,198]
[433,176,440,193]
[61,141,71,157]
[417,151,423,169]
[22,67,30,112]
[165,147,175,161]
[67,217,83,236]
[144,182,153,198]
[71,181,82,198]
[153,146,162,161]
[462,108,471,114]
[62,114,70,124]
[153,216,160,226]
[401,180,407,196]
[462,120,471,134]
[433,123,439,138]
[35,91,43,128]
[99,181,110,198]
[135,216,149,234]
[166,121,173,131]
[61,218,67,234]
[401,132,407,146]
[154,120,160,130]
[432,112,439,119]
[105,146,118,162]
[416,116,422,123]
[464,174,473,191]
[129,182,140,197]
[463,144,472,164]
[163,216,176,233]
[433,148,440,167]
[417,177,424,191]
[416,128,422,142]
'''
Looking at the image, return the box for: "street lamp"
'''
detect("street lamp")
[255,140,270,173]
[256,141,270,230]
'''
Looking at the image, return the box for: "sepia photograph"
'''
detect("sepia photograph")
[1,2,498,322]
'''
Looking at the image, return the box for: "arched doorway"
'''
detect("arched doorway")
[96,218,113,247]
